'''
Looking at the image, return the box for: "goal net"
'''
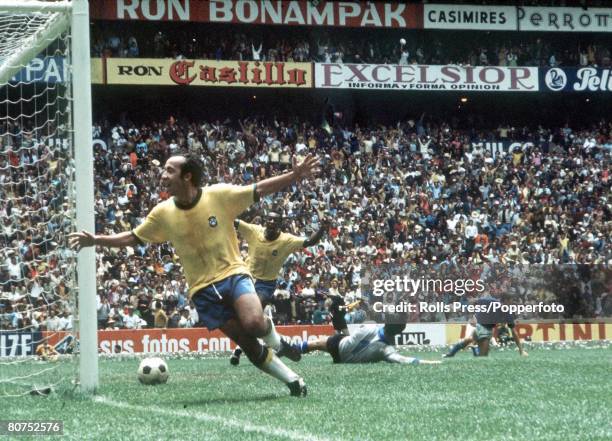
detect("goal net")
[0,0,97,396]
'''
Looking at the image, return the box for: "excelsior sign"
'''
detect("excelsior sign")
[315,64,539,92]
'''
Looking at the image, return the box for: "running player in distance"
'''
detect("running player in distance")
[230,212,329,366]
[444,295,528,358]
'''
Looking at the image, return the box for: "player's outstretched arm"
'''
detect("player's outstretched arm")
[385,352,441,365]
[303,217,330,247]
[255,154,319,198]
[511,327,528,356]
[68,230,140,251]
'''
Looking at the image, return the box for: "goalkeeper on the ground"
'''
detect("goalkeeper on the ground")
[294,323,441,365]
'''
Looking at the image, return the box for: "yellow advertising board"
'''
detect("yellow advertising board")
[446,322,612,344]
[90,58,103,84]
[102,58,312,88]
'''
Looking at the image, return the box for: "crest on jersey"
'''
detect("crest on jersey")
[208,216,218,227]
[272,250,278,256]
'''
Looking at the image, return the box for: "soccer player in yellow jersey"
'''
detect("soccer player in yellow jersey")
[69,153,319,397]
[230,212,329,365]
[36,340,59,362]
[237,212,328,305]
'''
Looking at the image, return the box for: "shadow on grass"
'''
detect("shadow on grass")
[180,393,283,406]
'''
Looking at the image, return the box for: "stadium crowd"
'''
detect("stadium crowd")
[1,114,611,332]
[91,23,612,69]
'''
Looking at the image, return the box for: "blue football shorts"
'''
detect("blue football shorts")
[254,279,277,306]
[192,274,256,330]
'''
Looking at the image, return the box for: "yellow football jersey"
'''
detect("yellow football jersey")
[133,184,255,297]
[237,220,305,281]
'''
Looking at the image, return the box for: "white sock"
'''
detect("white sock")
[260,317,282,352]
[259,353,299,384]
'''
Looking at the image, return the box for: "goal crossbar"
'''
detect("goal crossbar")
[0,11,70,85]
[0,0,72,13]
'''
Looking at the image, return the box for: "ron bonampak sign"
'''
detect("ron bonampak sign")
[542,67,612,92]
[315,64,538,91]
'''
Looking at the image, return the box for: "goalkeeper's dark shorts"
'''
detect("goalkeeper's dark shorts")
[331,313,348,332]
[329,297,348,331]
[326,333,347,364]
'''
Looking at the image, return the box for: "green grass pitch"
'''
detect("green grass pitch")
[1,345,610,441]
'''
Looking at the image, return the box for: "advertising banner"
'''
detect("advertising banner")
[541,67,612,93]
[315,63,539,91]
[518,7,612,32]
[10,56,67,84]
[91,58,104,84]
[468,140,536,159]
[424,5,516,30]
[9,58,103,84]
[42,325,334,355]
[348,323,446,346]
[446,322,612,344]
[0,331,42,357]
[104,58,312,88]
[90,0,422,28]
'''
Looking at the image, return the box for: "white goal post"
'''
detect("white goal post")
[0,0,97,393]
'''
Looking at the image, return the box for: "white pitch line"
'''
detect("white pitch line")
[94,396,336,441]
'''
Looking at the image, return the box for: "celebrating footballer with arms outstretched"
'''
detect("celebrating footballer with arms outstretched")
[70,153,319,396]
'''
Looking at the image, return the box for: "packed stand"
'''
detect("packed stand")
[91,22,612,69]
[91,115,610,327]
[0,122,75,333]
[2,116,611,331]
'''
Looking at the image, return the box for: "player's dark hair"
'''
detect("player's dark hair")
[177,153,204,187]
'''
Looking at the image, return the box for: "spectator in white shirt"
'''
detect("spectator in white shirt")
[57,311,72,331]
[45,311,61,331]
[252,42,263,61]
[5,255,22,280]
[300,279,316,299]
[124,308,147,329]
[465,220,478,255]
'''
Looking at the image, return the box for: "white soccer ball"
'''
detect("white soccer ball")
[400,38,406,45]
[137,357,169,385]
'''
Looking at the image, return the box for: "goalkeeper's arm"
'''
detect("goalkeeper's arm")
[385,352,420,365]
[385,352,442,365]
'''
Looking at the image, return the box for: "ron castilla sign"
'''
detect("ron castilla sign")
[541,67,612,92]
